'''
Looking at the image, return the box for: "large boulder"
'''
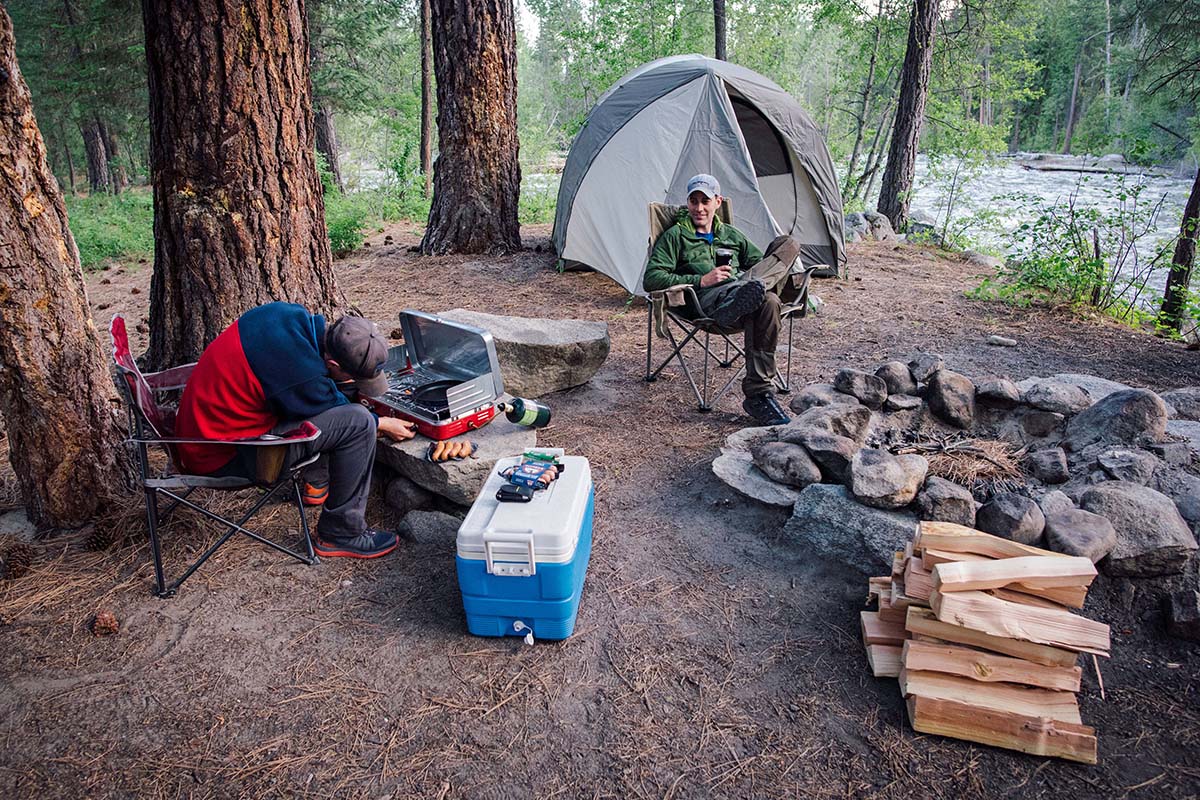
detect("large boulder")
[1063,389,1169,451]
[849,448,928,509]
[789,403,873,444]
[1079,481,1198,577]
[833,368,887,408]
[1043,509,1118,563]
[1022,379,1093,415]
[1016,373,1132,403]
[908,353,944,383]
[914,476,976,526]
[438,308,610,397]
[975,493,1046,545]
[875,361,917,396]
[750,442,822,488]
[784,484,919,573]
[779,427,858,483]
[375,416,537,506]
[863,211,897,242]
[926,369,976,429]
[1160,387,1200,420]
[788,383,860,415]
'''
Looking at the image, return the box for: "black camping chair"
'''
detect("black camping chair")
[110,315,322,598]
[643,202,813,411]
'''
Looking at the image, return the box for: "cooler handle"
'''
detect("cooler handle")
[482,530,536,577]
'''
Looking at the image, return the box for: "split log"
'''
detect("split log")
[906,607,1078,668]
[902,639,1082,692]
[861,610,906,647]
[933,555,1096,593]
[916,521,1066,560]
[903,556,935,601]
[866,644,902,678]
[868,576,892,602]
[899,669,1082,724]
[931,589,1110,656]
[906,695,1097,764]
[922,548,989,567]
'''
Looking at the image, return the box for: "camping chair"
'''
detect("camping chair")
[110,315,322,598]
[643,202,815,411]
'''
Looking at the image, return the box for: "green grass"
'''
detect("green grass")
[64,189,155,270]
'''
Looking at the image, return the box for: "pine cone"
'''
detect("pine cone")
[91,610,119,636]
[84,525,119,552]
[2,542,34,580]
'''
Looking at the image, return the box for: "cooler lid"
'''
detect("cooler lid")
[398,310,505,397]
[457,455,592,566]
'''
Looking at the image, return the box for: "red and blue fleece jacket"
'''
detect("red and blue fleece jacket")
[175,302,350,474]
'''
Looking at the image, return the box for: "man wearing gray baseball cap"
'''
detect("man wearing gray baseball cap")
[644,173,805,426]
[175,302,416,559]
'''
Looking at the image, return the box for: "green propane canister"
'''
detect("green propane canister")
[499,397,552,429]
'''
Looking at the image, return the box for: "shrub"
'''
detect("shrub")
[64,190,155,270]
[325,201,366,256]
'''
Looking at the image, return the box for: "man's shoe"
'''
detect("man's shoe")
[711,280,766,329]
[313,529,398,559]
[742,392,790,426]
[302,482,329,507]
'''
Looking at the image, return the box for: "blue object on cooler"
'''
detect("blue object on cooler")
[456,451,593,640]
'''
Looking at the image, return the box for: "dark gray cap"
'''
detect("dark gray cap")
[326,315,389,397]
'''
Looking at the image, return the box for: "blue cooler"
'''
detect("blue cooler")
[456,453,593,640]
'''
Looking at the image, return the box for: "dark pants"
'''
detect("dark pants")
[217,403,378,540]
[697,235,803,396]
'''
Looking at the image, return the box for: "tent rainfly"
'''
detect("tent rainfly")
[552,54,847,295]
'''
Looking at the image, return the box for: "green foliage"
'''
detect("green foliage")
[63,189,154,270]
[316,150,340,197]
[519,180,558,225]
[325,200,367,256]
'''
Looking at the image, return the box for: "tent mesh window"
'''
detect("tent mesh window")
[730,95,790,178]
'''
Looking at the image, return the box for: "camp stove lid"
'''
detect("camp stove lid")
[394,310,504,398]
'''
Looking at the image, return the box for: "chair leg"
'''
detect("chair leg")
[294,477,318,564]
[776,313,795,395]
[144,488,169,598]
[700,329,712,411]
[645,303,654,382]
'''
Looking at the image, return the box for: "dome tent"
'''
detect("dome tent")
[552,54,846,295]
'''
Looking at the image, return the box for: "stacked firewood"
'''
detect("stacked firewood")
[861,521,1109,764]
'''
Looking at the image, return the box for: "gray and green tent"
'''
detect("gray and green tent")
[552,54,846,295]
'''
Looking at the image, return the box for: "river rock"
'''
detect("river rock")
[1039,490,1075,517]
[863,211,896,242]
[1063,388,1169,451]
[976,378,1021,407]
[1167,591,1200,643]
[438,308,610,397]
[751,442,822,488]
[926,369,975,429]
[1160,387,1200,420]
[1022,379,1093,415]
[375,416,537,506]
[1026,448,1069,484]
[1020,409,1066,438]
[1096,447,1159,485]
[789,403,873,444]
[843,213,869,243]
[976,493,1046,545]
[1018,373,1132,404]
[783,484,919,573]
[875,361,917,396]
[1079,481,1198,577]
[849,448,928,509]
[788,383,860,415]
[908,353,944,383]
[986,334,1017,347]
[833,368,887,408]
[884,394,922,411]
[1043,509,1118,562]
[914,476,976,526]
[780,427,858,483]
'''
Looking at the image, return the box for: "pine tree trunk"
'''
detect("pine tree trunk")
[420,0,433,198]
[844,17,882,197]
[0,8,130,529]
[142,0,342,369]
[878,0,939,232]
[1159,167,1200,332]
[420,0,521,255]
[713,0,727,60]
[80,119,110,194]
[314,100,344,193]
[98,118,127,194]
[1063,59,1082,155]
[58,120,76,193]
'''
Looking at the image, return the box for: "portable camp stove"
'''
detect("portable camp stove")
[365,310,505,441]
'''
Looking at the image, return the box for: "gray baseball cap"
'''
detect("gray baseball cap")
[686,173,721,199]
[326,315,390,397]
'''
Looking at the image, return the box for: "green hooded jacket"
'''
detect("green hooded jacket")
[643,209,764,293]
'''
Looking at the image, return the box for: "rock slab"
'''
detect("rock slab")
[784,484,919,573]
[1079,481,1198,577]
[712,426,800,507]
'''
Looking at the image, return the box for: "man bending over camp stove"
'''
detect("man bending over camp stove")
[175,303,416,559]
[644,173,806,426]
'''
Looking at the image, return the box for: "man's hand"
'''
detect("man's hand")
[377,416,417,441]
[700,265,732,288]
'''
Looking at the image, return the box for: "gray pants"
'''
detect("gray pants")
[697,235,804,396]
[218,403,378,540]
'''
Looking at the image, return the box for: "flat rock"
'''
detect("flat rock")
[1025,448,1069,484]
[779,426,858,483]
[975,493,1046,545]
[986,335,1017,347]
[1064,389,1168,451]
[875,361,917,396]
[1079,481,1198,577]
[884,394,922,411]
[712,451,800,507]
[1022,379,1093,415]
[751,442,822,488]
[1095,447,1159,485]
[907,353,944,383]
[1160,387,1200,421]
[1043,509,1118,562]
[926,369,975,429]
[1167,590,1200,643]
[788,404,873,444]
[915,476,976,526]
[849,448,928,509]
[833,368,887,408]
[439,308,610,397]
[375,416,537,506]
[788,383,860,415]
[1039,490,1075,517]
[976,378,1021,408]
[783,484,919,573]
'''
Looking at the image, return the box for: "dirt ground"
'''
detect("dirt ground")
[1,225,1199,799]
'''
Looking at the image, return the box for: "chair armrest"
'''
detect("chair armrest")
[143,362,197,391]
[648,284,700,308]
[133,422,321,447]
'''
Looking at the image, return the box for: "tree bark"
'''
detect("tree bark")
[420,0,521,255]
[420,0,433,198]
[98,118,127,194]
[314,100,344,193]
[1159,167,1200,332]
[0,7,130,529]
[1062,59,1082,155]
[713,0,727,61]
[141,0,342,369]
[80,119,110,194]
[878,0,939,232]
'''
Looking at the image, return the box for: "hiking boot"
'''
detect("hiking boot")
[314,529,398,559]
[301,481,329,507]
[712,279,766,329]
[742,392,790,426]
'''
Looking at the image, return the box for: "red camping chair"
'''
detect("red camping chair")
[110,315,322,597]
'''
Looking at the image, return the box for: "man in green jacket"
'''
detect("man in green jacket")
[644,174,804,426]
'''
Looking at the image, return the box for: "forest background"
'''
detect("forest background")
[8,0,1199,318]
